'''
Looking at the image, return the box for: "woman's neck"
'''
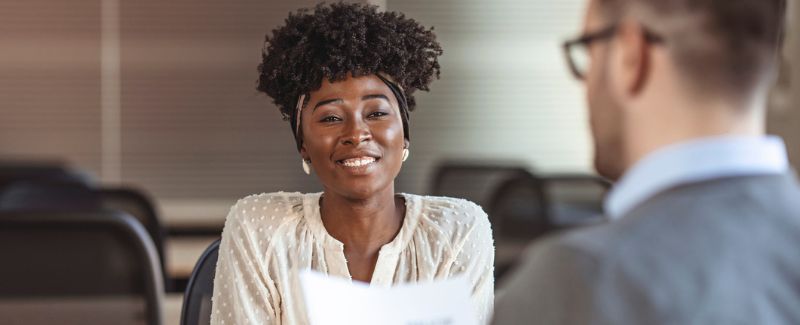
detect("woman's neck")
[319,186,405,255]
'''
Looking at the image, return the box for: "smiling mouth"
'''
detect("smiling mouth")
[336,156,378,168]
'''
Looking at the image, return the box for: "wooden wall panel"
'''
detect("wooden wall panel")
[0,1,103,174]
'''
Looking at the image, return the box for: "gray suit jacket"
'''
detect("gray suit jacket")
[492,174,800,325]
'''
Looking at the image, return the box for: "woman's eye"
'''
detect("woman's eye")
[320,116,341,123]
[368,111,389,118]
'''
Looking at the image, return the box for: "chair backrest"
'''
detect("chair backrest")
[0,180,101,211]
[0,162,92,191]
[0,182,170,291]
[180,239,221,325]
[0,211,163,325]
[486,173,609,282]
[487,172,550,240]
[99,187,169,289]
[430,162,533,208]
[540,174,610,226]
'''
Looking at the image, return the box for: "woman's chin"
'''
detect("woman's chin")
[340,187,381,201]
[318,165,398,200]
[327,181,392,201]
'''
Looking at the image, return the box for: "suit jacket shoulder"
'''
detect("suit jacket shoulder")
[493,174,800,325]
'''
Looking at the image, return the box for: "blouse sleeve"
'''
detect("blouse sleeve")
[450,203,495,325]
[210,204,280,325]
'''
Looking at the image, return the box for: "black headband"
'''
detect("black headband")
[375,74,411,143]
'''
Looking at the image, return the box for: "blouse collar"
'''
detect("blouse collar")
[302,192,422,253]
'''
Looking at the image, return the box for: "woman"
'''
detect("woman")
[211,3,494,324]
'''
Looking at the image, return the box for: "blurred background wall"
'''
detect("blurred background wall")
[768,0,800,164]
[1,0,796,227]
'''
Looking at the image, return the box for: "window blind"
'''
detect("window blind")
[387,0,593,195]
[0,1,103,174]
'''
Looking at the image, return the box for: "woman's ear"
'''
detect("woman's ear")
[403,139,410,149]
[299,145,309,161]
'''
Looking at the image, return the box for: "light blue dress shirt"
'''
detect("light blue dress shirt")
[605,135,790,219]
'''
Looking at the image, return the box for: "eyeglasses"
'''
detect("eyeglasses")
[563,24,664,80]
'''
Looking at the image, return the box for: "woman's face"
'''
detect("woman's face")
[300,74,408,200]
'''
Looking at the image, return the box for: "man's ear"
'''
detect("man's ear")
[617,20,650,95]
[404,139,410,149]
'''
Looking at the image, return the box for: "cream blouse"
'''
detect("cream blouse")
[210,192,495,325]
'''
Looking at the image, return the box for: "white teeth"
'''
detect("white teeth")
[341,157,376,167]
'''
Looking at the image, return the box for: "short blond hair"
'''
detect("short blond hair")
[599,0,788,99]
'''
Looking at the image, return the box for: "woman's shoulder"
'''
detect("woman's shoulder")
[406,194,491,230]
[405,194,494,258]
[230,191,308,211]
[223,191,315,234]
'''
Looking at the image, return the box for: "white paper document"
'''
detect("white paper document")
[299,270,479,325]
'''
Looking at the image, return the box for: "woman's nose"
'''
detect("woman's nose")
[340,118,371,146]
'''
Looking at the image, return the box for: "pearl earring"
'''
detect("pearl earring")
[402,148,410,162]
[302,159,311,175]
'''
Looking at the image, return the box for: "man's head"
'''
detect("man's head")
[572,0,787,180]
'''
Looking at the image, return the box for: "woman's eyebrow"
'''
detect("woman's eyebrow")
[361,94,390,102]
[313,98,343,111]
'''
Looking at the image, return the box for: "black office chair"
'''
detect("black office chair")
[429,161,533,208]
[540,174,610,227]
[488,173,611,281]
[0,180,101,211]
[99,187,170,290]
[0,211,164,325]
[180,239,221,325]
[487,173,550,240]
[486,173,549,280]
[0,162,93,191]
[0,181,171,291]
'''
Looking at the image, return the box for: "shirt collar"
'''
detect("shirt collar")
[604,135,789,219]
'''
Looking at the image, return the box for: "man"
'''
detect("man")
[493,0,800,324]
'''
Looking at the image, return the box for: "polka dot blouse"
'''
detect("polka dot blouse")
[210,192,495,325]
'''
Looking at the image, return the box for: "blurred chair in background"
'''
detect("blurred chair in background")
[488,173,549,239]
[431,161,611,281]
[430,161,534,208]
[99,187,169,290]
[540,174,609,227]
[486,172,549,279]
[488,172,611,279]
[180,239,220,325]
[0,180,171,291]
[0,180,101,211]
[0,211,163,325]
[0,161,93,191]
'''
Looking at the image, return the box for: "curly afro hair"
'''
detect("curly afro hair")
[257,2,443,124]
